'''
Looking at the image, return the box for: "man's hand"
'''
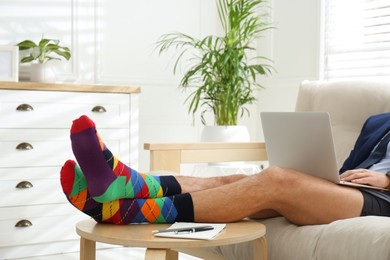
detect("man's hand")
[340,169,390,189]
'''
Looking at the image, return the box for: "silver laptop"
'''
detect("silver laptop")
[260,112,384,190]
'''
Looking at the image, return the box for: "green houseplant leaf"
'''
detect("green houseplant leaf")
[156,0,274,126]
[16,36,71,64]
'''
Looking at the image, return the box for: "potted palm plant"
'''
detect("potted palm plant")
[156,0,273,141]
[16,36,71,82]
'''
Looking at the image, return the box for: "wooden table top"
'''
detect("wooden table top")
[76,219,266,249]
[0,81,140,94]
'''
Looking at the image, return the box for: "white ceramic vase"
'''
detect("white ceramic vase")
[200,125,250,142]
[30,63,56,83]
[200,125,250,166]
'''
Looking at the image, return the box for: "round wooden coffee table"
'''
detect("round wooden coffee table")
[76,219,267,260]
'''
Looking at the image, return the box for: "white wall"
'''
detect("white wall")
[0,0,321,171]
[255,0,321,140]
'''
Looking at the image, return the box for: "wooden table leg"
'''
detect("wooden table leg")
[80,237,96,260]
[145,248,178,260]
[253,236,267,260]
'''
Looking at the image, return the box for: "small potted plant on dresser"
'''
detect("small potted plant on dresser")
[16,36,71,83]
[156,0,274,142]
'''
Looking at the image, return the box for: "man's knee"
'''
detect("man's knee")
[261,166,302,185]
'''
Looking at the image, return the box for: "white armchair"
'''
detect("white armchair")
[145,80,390,260]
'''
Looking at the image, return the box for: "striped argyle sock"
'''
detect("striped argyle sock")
[70,115,181,203]
[60,160,194,224]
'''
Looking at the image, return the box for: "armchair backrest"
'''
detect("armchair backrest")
[295,80,390,167]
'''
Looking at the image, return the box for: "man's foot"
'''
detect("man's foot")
[70,115,181,202]
[60,160,194,224]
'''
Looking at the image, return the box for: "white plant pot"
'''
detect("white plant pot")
[30,63,56,83]
[200,125,250,142]
[200,125,250,166]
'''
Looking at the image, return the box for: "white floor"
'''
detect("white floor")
[25,247,202,260]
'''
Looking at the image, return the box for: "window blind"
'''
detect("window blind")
[323,0,390,79]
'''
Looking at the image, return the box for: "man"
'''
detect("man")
[60,113,390,225]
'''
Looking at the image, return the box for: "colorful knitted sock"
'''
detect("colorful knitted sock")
[70,115,181,203]
[60,160,194,224]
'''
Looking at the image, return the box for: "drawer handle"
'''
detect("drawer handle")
[15,219,33,228]
[16,142,34,150]
[16,181,33,189]
[16,103,34,111]
[92,105,107,113]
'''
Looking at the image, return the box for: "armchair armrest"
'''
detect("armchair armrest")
[144,142,267,173]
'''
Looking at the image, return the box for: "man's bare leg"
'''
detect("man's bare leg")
[187,166,364,225]
[176,173,281,219]
[250,209,280,219]
[176,174,248,193]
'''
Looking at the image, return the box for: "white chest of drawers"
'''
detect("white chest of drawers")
[0,82,140,259]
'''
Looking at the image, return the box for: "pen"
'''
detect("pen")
[152,225,214,234]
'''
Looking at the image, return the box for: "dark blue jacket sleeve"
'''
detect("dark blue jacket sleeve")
[339,112,390,173]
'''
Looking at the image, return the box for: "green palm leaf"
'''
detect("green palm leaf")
[156,0,274,126]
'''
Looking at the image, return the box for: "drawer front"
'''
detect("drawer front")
[0,240,81,259]
[0,167,75,207]
[0,89,130,128]
[0,206,121,259]
[0,203,82,221]
[1,179,67,206]
[0,213,88,247]
[0,166,60,181]
[0,129,130,167]
[0,239,121,259]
